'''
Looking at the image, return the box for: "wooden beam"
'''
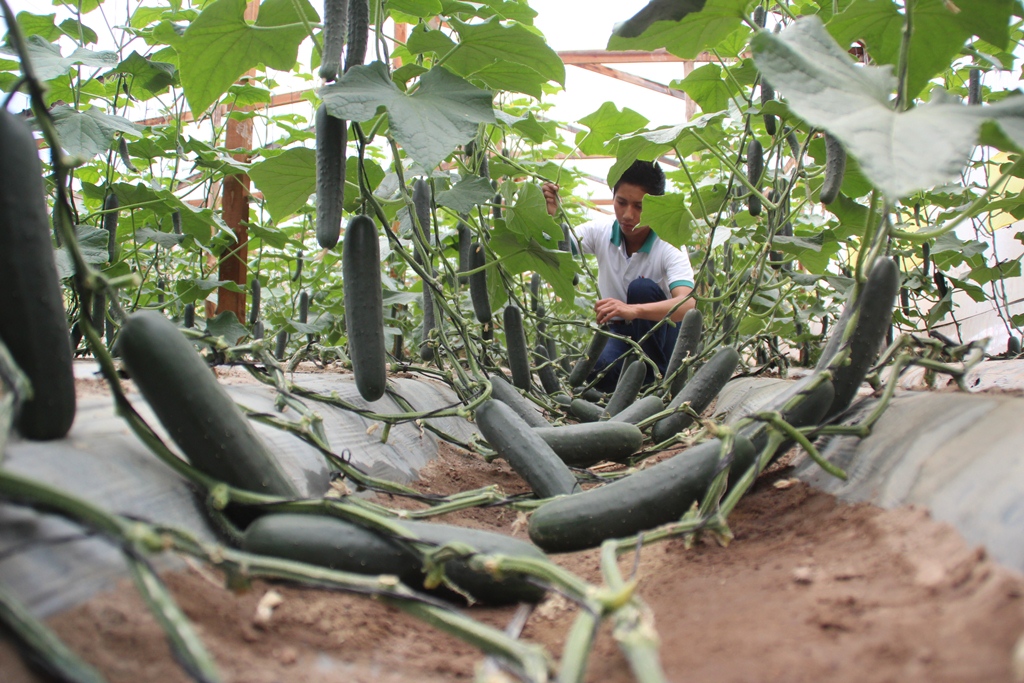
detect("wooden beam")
[558,49,709,64]
[573,63,687,101]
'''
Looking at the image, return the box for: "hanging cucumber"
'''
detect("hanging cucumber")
[475,399,580,498]
[315,104,346,250]
[747,139,763,216]
[275,330,288,360]
[503,305,531,391]
[533,344,562,397]
[457,218,471,285]
[171,210,182,235]
[1009,337,1021,356]
[488,374,548,428]
[299,290,309,324]
[117,136,137,172]
[651,347,740,443]
[469,242,491,324]
[754,5,766,27]
[534,422,643,467]
[103,193,119,262]
[568,327,608,387]
[252,322,264,340]
[292,249,304,282]
[344,0,369,73]
[344,215,387,402]
[116,311,298,497]
[249,276,261,325]
[968,68,982,105]
[420,276,436,363]
[820,132,846,206]
[605,358,646,417]
[609,394,665,425]
[664,308,702,397]
[761,78,776,136]
[0,109,76,440]
[318,0,349,82]
[529,273,541,312]
[183,303,195,329]
[411,178,432,264]
[569,398,607,423]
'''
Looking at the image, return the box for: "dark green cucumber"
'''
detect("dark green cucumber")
[1008,336,1021,356]
[529,273,541,312]
[118,136,137,172]
[605,358,645,417]
[0,109,76,440]
[580,387,604,403]
[92,291,106,333]
[475,399,580,498]
[420,279,436,362]
[652,347,740,443]
[316,104,347,250]
[568,327,608,387]
[968,68,981,105]
[533,343,562,396]
[491,193,503,221]
[747,139,763,217]
[784,127,801,160]
[116,310,298,496]
[820,133,846,206]
[248,276,260,325]
[609,394,665,425]
[738,376,835,455]
[503,305,531,391]
[299,290,309,324]
[183,303,195,329]
[275,330,288,360]
[457,218,471,284]
[534,422,642,467]
[344,0,368,73]
[664,308,702,396]
[171,210,182,235]
[761,78,776,136]
[489,373,548,428]
[103,193,119,262]
[240,513,546,605]
[318,0,348,82]
[469,242,491,324]
[252,321,264,339]
[753,5,766,27]
[343,215,386,401]
[292,249,303,282]
[569,398,607,423]
[528,435,756,553]
[411,178,431,264]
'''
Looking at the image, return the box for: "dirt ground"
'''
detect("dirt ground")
[3,435,1023,683]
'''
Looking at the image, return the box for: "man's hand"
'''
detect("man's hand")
[594,298,636,325]
[541,182,560,218]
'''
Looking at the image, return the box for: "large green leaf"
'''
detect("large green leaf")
[176,277,244,305]
[576,102,649,156]
[773,231,842,274]
[320,62,495,170]
[12,35,117,81]
[113,51,178,99]
[50,105,141,160]
[607,0,747,59]
[641,193,695,249]
[607,112,726,187]
[249,147,315,222]
[205,310,250,344]
[176,0,318,115]
[54,225,109,280]
[672,63,739,114]
[752,17,981,199]
[436,176,494,213]
[388,0,443,18]
[16,12,63,41]
[447,17,564,86]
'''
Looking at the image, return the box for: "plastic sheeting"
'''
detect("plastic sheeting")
[0,372,477,618]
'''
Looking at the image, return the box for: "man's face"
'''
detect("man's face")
[612,182,649,240]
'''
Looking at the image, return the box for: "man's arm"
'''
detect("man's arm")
[594,286,695,325]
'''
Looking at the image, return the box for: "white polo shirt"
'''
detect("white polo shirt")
[572,219,694,302]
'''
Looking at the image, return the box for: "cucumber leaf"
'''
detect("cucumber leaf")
[249,147,316,222]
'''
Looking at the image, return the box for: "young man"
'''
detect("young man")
[542,160,695,391]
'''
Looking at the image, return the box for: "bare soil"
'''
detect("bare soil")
[3,439,1023,683]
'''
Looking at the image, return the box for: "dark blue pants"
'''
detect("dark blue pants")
[591,278,679,392]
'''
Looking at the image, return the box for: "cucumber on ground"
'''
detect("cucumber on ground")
[240,513,546,605]
[503,305,531,391]
[488,374,548,428]
[609,394,665,425]
[116,310,298,497]
[534,422,642,467]
[103,193,119,262]
[747,139,763,217]
[344,0,369,73]
[318,0,349,82]
[249,276,261,325]
[0,109,76,440]
[528,435,756,553]
[476,399,580,498]
[568,327,609,387]
[968,68,982,106]
[569,398,607,423]
[469,242,491,324]
[605,358,646,417]
[533,344,562,396]
[529,273,541,312]
[580,387,604,403]
[652,347,740,443]
[343,215,387,401]
[316,104,347,250]
[457,218,471,284]
[820,133,846,206]
[738,376,835,455]
[411,178,431,264]
[665,308,702,397]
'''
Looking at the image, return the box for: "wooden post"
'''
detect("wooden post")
[216,0,258,322]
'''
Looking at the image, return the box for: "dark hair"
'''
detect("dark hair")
[613,160,665,197]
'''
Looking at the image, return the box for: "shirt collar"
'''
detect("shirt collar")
[610,221,657,254]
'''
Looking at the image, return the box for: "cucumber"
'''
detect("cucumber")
[761,78,776,136]
[116,310,298,497]
[568,327,608,387]
[491,193,503,221]
[343,215,387,402]
[968,68,981,105]
[664,308,702,396]
[753,5,766,27]
[820,133,846,206]
[102,193,119,262]
[92,291,106,333]
[652,347,740,443]
[747,139,763,217]
[529,273,541,312]
[457,218,471,284]
[738,376,835,455]
[292,249,303,282]
[605,358,645,417]
[275,330,288,360]
[503,305,531,391]
[488,373,548,428]
[528,435,756,553]
[252,321,264,340]
[784,127,801,160]
[0,109,76,440]
[248,276,260,325]
[534,422,643,467]
[569,398,607,423]
[475,399,580,498]
[299,290,309,324]
[171,210,182,235]
[922,241,931,278]
[117,136,137,172]
[240,513,546,605]
[420,280,436,363]
[411,178,431,264]
[580,387,604,403]
[609,394,665,425]
[315,104,347,250]
[533,343,562,396]
[183,303,195,329]
[1009,336,1021,356]
[318,0,348,82]
[469,242,491,324]
[104,301,115,346]
[344,0,369,73]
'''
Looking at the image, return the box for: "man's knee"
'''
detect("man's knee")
[626,277,665,304]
